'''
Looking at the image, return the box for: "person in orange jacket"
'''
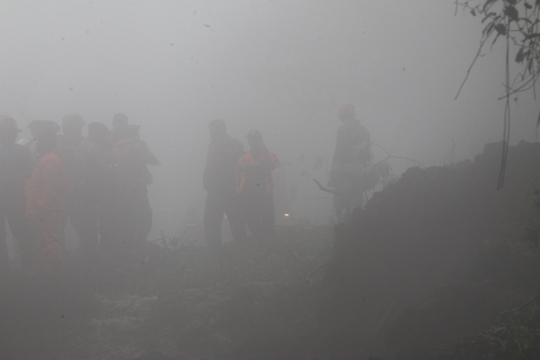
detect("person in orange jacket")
[25,120,67,275]
[236,130,280,240]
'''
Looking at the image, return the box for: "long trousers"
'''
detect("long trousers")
[333,174,364,221]
[204,191,246,247]
[58,188,76,253]
[29,212,61,276]
[115,184,153,247]
[0,195,34,273]
[71,187,113,261]
[240,192,275,238]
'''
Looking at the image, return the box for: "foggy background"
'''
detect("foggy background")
[0,0,537,239]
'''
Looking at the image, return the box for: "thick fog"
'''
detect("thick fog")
[1,0,537,237]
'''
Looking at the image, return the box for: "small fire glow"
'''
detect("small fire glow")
[283,213,290,217]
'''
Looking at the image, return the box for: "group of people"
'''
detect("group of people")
[202,102,371,247]
[0,113,159,276]
[0,101,370,274]
[203,120,281,247]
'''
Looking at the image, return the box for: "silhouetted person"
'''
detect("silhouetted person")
[111,112,129,142]
[71,122,114,262]
[203,119,246,247]
[0,116,34,274]
[328,102,371,220]
[25,120,66,276]
[236,130,280,240]
[113,124,159,252]
[56,113,85,253]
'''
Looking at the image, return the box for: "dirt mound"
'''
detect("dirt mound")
[320,141,540,358]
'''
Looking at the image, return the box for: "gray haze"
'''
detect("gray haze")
[0,0,537,236]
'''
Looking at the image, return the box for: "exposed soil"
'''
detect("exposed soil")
[2,141,540,360]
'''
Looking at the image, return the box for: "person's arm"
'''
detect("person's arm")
[135,141,160,166]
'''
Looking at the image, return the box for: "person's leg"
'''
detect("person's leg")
[71,193,99,259]
[57,189,75,254]
[260,193,276,238]
[4,197,34,271]
[204,193,225,247]
[0,205,9,275]
[223,192,247,243]
[32,213,61,276]
[245,196,263,237]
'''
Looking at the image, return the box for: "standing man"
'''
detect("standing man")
[56,113,85,253]
[71,122,113,262]
[236,130,280,240]
[0,116,33,274]
[113,124,159,250]
[328,102,371,220]
[25,120,67,276]
[203,119,246,247]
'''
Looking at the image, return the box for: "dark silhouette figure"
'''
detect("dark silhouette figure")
[203,119,246,247]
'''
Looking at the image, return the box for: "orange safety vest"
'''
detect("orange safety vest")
[25,151,67,218]
[236,151,280,195]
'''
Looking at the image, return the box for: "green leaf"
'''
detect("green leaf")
[495,23,507,35]
[505,5,519,21]
[516,47,525,63]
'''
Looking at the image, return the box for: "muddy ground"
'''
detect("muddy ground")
[1,141,540,360]
[0,226,334,360]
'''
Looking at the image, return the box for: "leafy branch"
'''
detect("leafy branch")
[456,0,540,188]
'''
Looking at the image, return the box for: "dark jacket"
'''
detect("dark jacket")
[331,119,371,172]
[203,134,244,194]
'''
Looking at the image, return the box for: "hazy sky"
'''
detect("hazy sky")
[0,0,537,232]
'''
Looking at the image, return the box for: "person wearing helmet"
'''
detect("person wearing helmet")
[56,113,86,254]
[329,102,371,220]
[25,120,67,276]
[236,130,280,240]
[203,119,246,247]
[0,116,34,275]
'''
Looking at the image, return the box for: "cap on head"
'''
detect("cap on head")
[34,120,61,138]
[338,102,356,120]
[0,115,21,132]
[246,129,263,141]
[113,113,129,129]
[61,113,85,132]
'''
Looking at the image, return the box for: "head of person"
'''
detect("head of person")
[0,116,21,145]
[112,113,129,131]
[209,119,226,141]
[246,129,264,153]
[61,113,85,135]
[87,122,110,144]
[28,119,43,139]
[338,102,356,122]
[34,120,61,155]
